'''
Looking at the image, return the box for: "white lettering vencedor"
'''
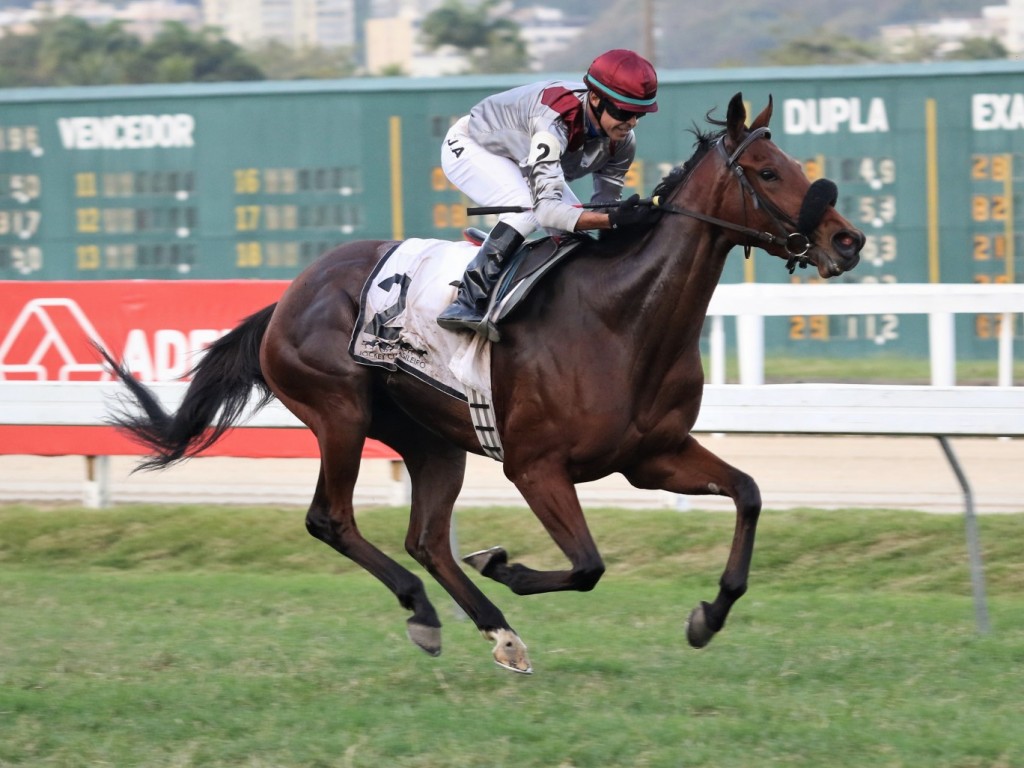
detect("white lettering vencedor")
[57,114,196,150]
[972,93,1024,130]
[783,97,889,135]
[120,328,228,381]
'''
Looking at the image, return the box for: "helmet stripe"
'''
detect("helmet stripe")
[586,74,656,107]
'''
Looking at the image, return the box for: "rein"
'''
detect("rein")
[651,127,814,273]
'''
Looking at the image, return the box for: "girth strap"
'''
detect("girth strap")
[468,387,504,462]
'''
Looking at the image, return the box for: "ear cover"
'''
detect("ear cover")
[797,178,838,234]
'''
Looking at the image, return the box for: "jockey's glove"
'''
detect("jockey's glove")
[608,194,662,229]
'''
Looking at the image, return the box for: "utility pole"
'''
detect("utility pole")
[643,0,655,64]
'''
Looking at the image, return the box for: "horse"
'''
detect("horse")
[102,93,864,674]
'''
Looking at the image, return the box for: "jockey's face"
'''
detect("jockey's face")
[588,92,639,141]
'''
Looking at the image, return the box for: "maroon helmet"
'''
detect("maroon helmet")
[584,49,659,114]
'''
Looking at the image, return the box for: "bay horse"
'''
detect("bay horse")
[103,93,864,674]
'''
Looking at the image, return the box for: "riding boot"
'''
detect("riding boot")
[437,221,525,336]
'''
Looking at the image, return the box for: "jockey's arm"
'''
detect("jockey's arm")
[528,129,619,232]
[578,146,632,231]
[575,210,614,231]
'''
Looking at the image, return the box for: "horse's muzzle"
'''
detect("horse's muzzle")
[819,227,865,276]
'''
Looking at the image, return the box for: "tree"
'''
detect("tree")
[0,17,265,87]
[761,34,882,66]
[420,0,530,74]
[0,25,45,87]
[945,36,1007,61]
[762,28,1008,67]
[134,23,264,83]
[246,40,357,80]
[469,15,528,74]
[31,17,141,86]
[420,0,492,52]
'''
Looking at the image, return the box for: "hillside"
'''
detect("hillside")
[539,0,994,69]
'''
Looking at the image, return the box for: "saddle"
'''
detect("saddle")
[463,227,588,337]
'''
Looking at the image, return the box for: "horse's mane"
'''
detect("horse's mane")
[596,125,722,246]
[650,125,723,203]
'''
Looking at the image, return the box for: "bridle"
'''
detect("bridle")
[651,126,824,273]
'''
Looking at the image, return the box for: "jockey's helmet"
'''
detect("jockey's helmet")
[584,49,659,115]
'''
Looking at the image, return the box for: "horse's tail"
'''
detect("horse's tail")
[100,303,277,471]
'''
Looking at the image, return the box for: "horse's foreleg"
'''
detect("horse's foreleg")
[625,435,762,649]
[466,466,606,596]
[306,447,443,656]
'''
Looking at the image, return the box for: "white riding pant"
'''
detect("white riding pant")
[441,116,580,238]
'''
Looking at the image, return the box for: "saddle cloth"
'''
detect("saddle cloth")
[347,234,585,461]
[348,237,493,401]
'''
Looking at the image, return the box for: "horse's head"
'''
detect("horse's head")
[662,92,864,278]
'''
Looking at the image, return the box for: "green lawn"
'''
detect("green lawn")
[717,353,1024,385]
[1,503,1022,767]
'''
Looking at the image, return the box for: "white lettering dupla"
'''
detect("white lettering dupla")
[783,97,889,135]
[57,114,196,150]
[972,93,1024,130]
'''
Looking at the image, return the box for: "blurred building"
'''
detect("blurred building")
[363,1,585,76]
[364,13,467,76]
[202,0,361,49]
[1,0,585,74]
[881,0,1024,57]
[7,0,1024,66]
[0,0,201,40]
[509,5,583,71]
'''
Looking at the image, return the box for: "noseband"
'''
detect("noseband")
[653,126,834,273]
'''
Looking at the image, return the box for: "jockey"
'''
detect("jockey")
[437,48,662,336]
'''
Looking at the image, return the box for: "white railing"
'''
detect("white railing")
[4,380,1022,437]
[706,283,1023,386]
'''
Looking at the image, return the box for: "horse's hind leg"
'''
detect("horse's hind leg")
[376,415,531,673]
[305,435,443,656]
[624,435,762,649]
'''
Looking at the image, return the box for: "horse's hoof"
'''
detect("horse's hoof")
[485,628,532,674]
[685,602,716,649]
[406,620,442,657]
[463,546,507,576]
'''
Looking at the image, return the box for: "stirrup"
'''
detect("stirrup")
[437,301,484,332]
[479,319,500,342]
[436,307,500,341]
[437,314,482,333]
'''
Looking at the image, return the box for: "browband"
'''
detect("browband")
[718,126,772,168]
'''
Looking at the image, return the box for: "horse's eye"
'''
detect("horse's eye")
[758,169,779,182]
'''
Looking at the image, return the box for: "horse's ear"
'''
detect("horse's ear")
[726,92,746,143]
[750,95,774,131]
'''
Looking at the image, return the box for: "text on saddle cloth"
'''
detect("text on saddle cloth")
[348,237,505,459]
[348,234,587,393]
[348,237,490,399]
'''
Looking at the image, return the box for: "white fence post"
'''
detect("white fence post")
[736,314,765,386]
[999,312,1015,387]
[709,314,726,385]
[82,455,110,509]
[929,311,956,386]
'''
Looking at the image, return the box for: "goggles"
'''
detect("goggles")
[601,99,645,123]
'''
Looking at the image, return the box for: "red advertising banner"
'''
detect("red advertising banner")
[0,281,398,459]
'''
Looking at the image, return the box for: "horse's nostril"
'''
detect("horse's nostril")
[834,229,865,255]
